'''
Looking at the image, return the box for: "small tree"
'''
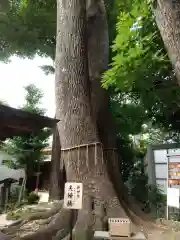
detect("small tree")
[3,84,51,193]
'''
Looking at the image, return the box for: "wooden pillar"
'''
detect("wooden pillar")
[4,180,9,210]
[0,184,6,209]
[7,182,11,202]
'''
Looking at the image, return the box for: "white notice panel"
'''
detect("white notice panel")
[64,182,83,209]
[167,187,180,208]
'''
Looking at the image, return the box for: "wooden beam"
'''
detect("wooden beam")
[0,104,59,140]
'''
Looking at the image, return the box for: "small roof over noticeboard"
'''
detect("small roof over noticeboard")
[0,104,59,140]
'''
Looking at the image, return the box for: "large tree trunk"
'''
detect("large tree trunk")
[87,0,154,225]
[50,0,154,228]
[153,0,180,85]
[55,0,128,237]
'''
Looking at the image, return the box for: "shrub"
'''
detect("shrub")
[27,192,40,204]
[127,160,164,217]
[9,185,21,204]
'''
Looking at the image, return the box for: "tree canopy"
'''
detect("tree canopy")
[104,0,180,139]
[1,0,180,143]
[0,0,56,61]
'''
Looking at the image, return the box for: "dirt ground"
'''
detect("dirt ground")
[2,202,180,240]
[143,219,180,240]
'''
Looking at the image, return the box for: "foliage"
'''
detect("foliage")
[6,206,33,220]
[147,185,165,210]
[0,0,56,61]
[143,127,180,145]
[116,135,135,182]
[127,159,164,216]
[9,185,21,204]
[1,0,180,139]
[27,191,40,204]
[103,0,180,135]
[124,137,165,216]
[2,0,177,140]
[22,84,45,114]
[2,84,51,174]
[127,158,148,202]
[0,0,121,61]
[6,210,22,220]
[111,94,147,137]
[2,1,180,211]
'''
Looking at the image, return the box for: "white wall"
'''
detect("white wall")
[0,151,25,183]
[0,151,12,165]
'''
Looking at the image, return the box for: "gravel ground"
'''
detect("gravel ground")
[3,215,180,239]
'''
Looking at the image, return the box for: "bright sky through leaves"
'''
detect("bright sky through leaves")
[0,56,55,118]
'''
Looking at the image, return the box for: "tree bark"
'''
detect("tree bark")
[87,0,152,223]
[153,0,180,85]
[49,125,65,201]
[0,0,10,11]
[55,0,128,237]
[3,1,162,239]
[49,0,109,202]
[52,0,154,227]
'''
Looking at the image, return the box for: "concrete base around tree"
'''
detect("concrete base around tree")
[94,231,147,239]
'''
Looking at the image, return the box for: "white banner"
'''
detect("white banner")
[64,182,83,209]
[167,187,180,208]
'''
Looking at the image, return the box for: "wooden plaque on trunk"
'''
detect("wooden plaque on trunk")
[63,182,83,209]
[108,218,131,237]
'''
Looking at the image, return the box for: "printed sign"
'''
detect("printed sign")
[168,149,180,157]
[168,162,180,185]
[64,182,83,209]
[168,179,180,185]
[167,187,180,208]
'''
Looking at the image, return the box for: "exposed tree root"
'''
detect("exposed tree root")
[95,91,165,231]
[2,196,170,240]
[23,201,63,222]
[55,228,70,240]
[11,208,73,240]
[96,97,157,226]
[109,167,168,232]
[3,201,63,235]
[60,233,71,240]
[106,152,157,223]
[72,196,93,240]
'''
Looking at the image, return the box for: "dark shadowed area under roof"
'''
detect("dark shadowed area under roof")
[0,104,59,140]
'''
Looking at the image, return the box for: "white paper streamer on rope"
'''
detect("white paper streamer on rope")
[60,156,64,170]
[77,147,80,174]
[61,144,118,171]
[67,150,70,168]
[101,144,104,165]
[60,151,64,170]
[86,145,89,168]
[94,143,97,165]
[61,142,108,169]
[61,142,101,151]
